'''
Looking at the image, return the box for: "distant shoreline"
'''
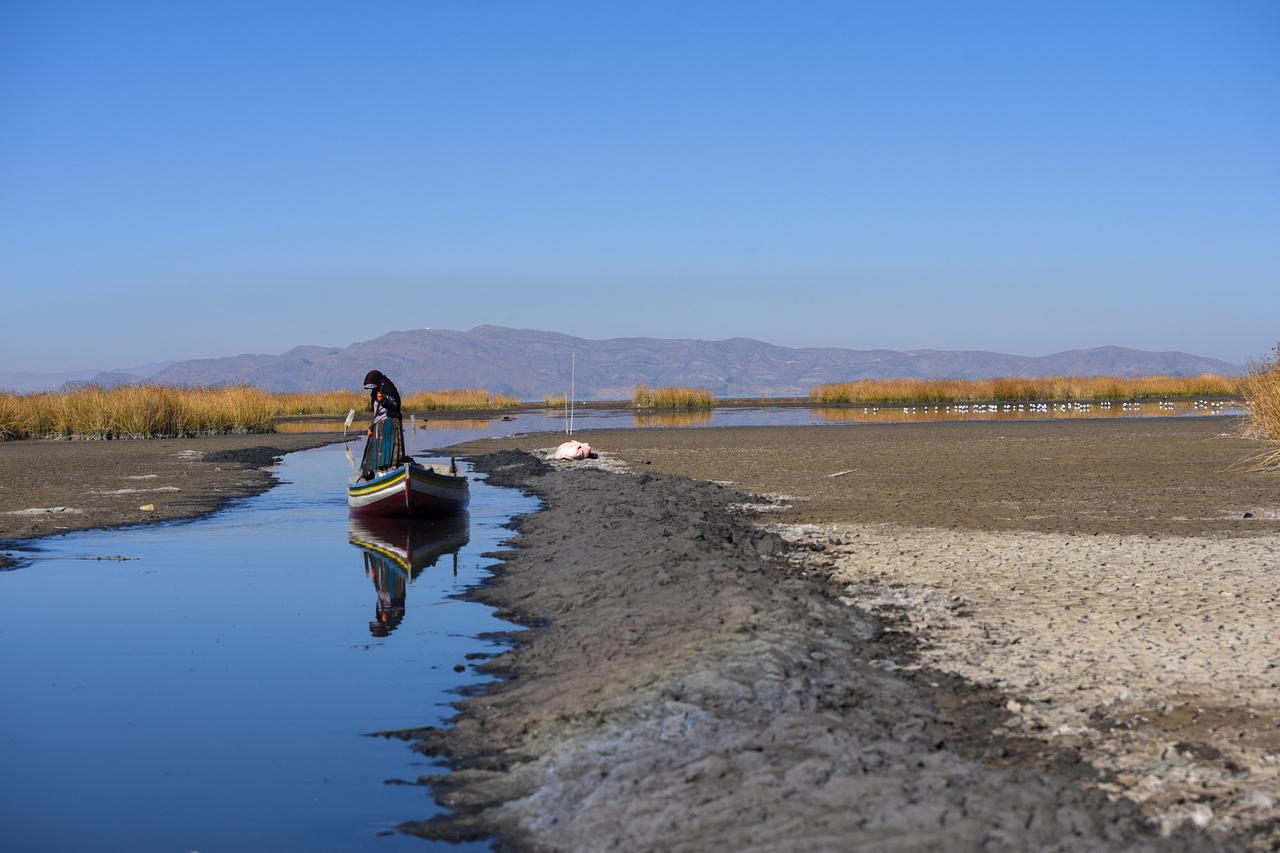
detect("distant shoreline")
[275,391,1243,420]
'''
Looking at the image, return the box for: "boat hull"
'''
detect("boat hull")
[348,463,469,519]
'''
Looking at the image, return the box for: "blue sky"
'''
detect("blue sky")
[2,0,1277,371]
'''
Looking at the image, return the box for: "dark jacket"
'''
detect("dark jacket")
[369,376,402,420]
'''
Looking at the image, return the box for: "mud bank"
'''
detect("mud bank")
[449,417,1277,538]
[399,451,1225,850]
[0,434,342,551]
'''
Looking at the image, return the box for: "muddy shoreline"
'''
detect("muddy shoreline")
[0,434,345,565]
[397,450,1234,850]
[426,417,1277,848]
[449,416,1276,537]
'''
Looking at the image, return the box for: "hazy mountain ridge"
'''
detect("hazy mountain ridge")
[83,326,1245,400]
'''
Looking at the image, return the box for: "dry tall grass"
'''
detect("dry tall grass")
[402,388,519,411]
[272,391,366,416]
[1241,345,1280,469]
[0,385,521,440]
[811,374,1240,405]
[0,386,276,440]
[271,388,519,415]
[632,386,714,409]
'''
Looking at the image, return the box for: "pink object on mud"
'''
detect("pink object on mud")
[553,440,592,461]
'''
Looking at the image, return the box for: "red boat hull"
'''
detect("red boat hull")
[347,463,469,519]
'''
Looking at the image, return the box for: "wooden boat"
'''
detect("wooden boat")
[347,460,469,519]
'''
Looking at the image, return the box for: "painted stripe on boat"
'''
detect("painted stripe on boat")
[348,471,407,496]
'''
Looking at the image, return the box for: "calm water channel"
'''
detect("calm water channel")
[0,404,1238,851]
[0,437,535,852]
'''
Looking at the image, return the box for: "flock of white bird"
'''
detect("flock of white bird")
[849,399,1231,419]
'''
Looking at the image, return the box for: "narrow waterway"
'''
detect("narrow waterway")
[0,439,536,852]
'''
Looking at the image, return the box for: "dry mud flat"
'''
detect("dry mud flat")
[402,450,1236,851]
[576,418,1279,845]
[0,434,341,560]
[772,521,1279,839]
[434,418,1278,849]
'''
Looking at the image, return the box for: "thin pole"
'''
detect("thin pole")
[569,352,576,435]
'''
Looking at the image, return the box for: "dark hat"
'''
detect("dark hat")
[363,369,385,389]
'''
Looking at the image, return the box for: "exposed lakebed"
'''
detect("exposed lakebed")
[0,406,1257,850]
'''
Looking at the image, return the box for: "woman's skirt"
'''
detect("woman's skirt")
[360,417,406,479]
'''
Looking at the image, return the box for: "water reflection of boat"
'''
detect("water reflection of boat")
[348,515,470,637]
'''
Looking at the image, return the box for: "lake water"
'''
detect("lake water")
[0,437,536,852]
[276,399,1243,442]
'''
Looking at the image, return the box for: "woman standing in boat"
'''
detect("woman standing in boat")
[359,369,409,480]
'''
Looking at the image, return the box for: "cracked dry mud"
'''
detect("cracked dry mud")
[396,450,1237,851]
[773,521,1280,844]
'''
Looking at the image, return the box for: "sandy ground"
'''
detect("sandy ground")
[439,417,1279,848]
[0,434,341,565]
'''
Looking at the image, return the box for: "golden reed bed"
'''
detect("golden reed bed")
[2,368,1275,456]
[632,386,714,409]
[812,370,1280,469]
[809,374,1241,405]
[0,386,519,441]
[1241,346,1280,468]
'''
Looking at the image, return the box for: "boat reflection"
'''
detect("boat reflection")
[348,515,470,637]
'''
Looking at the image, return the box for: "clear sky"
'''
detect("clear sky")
[3,0,1277,372]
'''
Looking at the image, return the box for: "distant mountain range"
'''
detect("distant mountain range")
[7,326,1241,400]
